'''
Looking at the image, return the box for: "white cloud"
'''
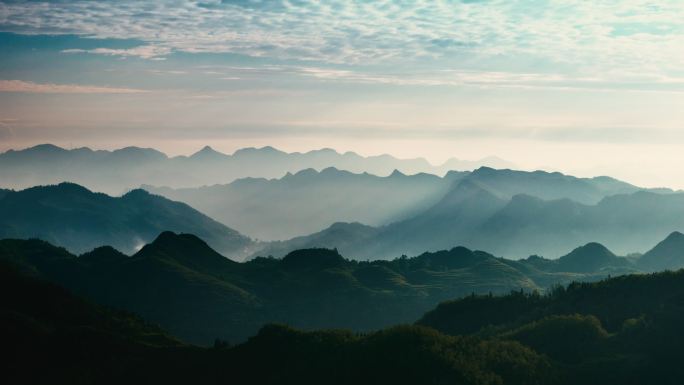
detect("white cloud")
[0,80,149,94]
[1,0,684,82]
[62,46,171,59]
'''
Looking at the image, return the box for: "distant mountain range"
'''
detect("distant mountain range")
[1,230,679,344]
[0,183,255,259]
[2,166,679,260]
[144,168,465,240]
[144,166,650,242]
[0,144,514,194]
[256,168,680,259]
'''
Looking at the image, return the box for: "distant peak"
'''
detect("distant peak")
[191,145,225,159]
[564,242,615,258]
[389,169,405,177]
[292,168,318,177]
[665,231,684,240]
[24,143,67,153]
[122,188,152,199]
[320,166,342,173]
[145,231,212,252]
[233,146,284,156]
[308,147,338,155]
[48,182,93,194]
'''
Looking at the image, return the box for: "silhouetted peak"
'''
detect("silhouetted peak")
[122,188,152,199]
[135,232,231,266]
[111,146,167,161]
[566,242,615,257]
[642,231,684,258]
[320,166,345,175]
[555,242,624,273]
[307,148,338,155]
[233,146,284,156]
[663,231,684,242]
[80,246,127,262]
[292,168,318,178]
[23,182,96,198]
[471,166,498,175]
[191,145,227,159]
[282,248,345,269]
[26,143,67,153]
[389,169,405,177]
[415,246,492,270]
[639,231,684,271]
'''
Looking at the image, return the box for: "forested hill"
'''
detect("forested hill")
[0,230,668,344]
[6,246,684,384]
[417,270,684,384]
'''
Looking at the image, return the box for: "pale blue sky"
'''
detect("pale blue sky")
[1,1,684,187]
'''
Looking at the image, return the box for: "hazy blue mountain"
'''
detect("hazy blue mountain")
[471,190,684,258]
[144,168,463,240]
[637,231,684,272]
[551,243,633,273]
[256,222,383,258]
[0,232,637,344]
[0,144,512,194]
[441,167,641,204]
[257,168,657,259]
[0,183,255,259]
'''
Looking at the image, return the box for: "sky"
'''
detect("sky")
[1,0,684,188]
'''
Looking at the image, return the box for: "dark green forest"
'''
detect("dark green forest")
[0,230,662,344]
[6,249,684,384]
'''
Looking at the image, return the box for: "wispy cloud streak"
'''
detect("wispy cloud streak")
[0,80,149,94]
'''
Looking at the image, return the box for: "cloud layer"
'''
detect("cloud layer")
[0,80,148,94]
[2,0,684,79]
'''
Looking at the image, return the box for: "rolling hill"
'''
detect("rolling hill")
[0,183,256,259]
[0,231,653,344]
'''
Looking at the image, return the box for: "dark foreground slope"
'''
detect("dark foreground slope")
[1,230,656,344]
[418,270,684,385]
[1,259,551,385]
[7,250,684,384]
[0,183,255,259]
[0,234,546,344]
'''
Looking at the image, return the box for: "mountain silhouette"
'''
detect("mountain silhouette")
[261,172,679,259]
[144,167,459,240]
[0,144,514,194]
[553,242,632,273]
[0,183,255,259]
[638,231,684,271]
[4,231,635,344]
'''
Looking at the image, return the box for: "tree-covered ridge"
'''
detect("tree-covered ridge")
[1,254,552,385]
[7,247,684,384]
[3,229,676,345]
[0,183,255,258]
[418,270,684,384]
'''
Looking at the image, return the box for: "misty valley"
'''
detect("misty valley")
[3,144,684,385]
[4,3,684,382]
